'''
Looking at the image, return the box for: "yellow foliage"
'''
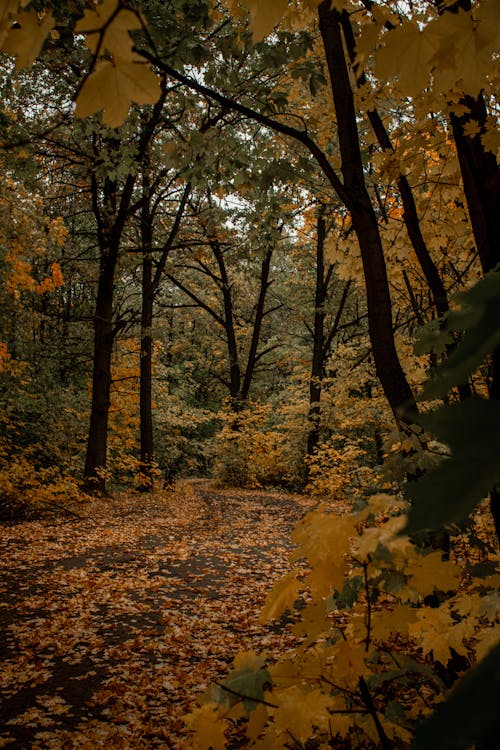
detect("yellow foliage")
[185,703,227,750]
[189,488,500,748]
[272,685,332,743]
[75,57,161,128]
[408,550,462,596]
[75,0,141,59]
[1,7,55,70]
[259,570,302,622]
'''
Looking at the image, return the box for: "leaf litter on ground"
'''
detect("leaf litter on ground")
[0,480,316,749]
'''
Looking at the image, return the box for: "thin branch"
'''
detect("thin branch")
[134,46,352,209]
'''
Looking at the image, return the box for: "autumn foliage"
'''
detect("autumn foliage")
[0,0,500,748]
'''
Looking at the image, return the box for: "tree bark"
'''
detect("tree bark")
[437,0,500,544]
[139,167,154,491]
[318,1,417,424]
[241,246,273,402]
[339,10,450,322]
[83,231,119,495]
[307,210,327,456]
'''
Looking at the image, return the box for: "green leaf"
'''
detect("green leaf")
[210,666,271,713]
[405,397,500,533]
[423,270,500,398]
[413,643,500,750]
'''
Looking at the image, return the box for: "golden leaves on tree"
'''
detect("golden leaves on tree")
[74,57,161,128]
[1,7,55,70]
[74,0,160,127]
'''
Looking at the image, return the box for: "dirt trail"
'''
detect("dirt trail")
[0,481,315,749]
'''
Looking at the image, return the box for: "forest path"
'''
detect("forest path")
[0,480,315,749]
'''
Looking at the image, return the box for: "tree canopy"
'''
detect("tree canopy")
[1,0,500,747]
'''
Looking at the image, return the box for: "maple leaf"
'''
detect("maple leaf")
[305,559,349,598]
[375,22,437,97]
[432,10,497,96]
[75,0,142,60]
[0,0,27,46]
[185,703,227,750]
[212,652,271,712]
[75,58,161,127]
[372,604,418,641]
[409,606,474,663]
[408,551,461,596]
[242,0,289,40]
[333,638,367,686]
[273,685,331,743]
[474,624,500,662]
[1,8,55,70]
[259,569,301,621]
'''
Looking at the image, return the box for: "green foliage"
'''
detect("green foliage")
[418,270,500,399]
[206,653,271,712]
[405,398,500,533]
[413,642,500,750]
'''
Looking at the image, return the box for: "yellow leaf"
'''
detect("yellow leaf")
[233,650,267,672]
[246,703,268,742]
[408,551,461,596]
[1,8,55,69]
[242,0,288,40]
[259,569,301,621]
[75,0,141,60]
[408,606,474,662]
[372,604,418,641]
[0,0,23,46]
[450,593,483,618]
[351,515,406,560]
[474,624,500,662]
[291,509,356,568]
[305,559,349,598]
[333,639,367,685]
[273,686,332,743]
[429,9,498,96]
[375,22,437,96]
[185,703,227,750]
[75,58,161,127]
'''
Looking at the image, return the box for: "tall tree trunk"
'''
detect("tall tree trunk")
[211,240,242,407]
[83,240,118,494]
[241,246,273,402]
[339,10,450,322]
[436,0,500,544]
[318,1,417,424]
[82,95,166,494]
[139,185,154,491]
[307,210,327,456]
[453,98,500,541]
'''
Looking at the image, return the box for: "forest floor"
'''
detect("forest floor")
[0,480,317,749]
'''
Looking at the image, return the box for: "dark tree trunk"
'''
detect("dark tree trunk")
[241,246,273,402]
[307,210,327,456]
[83,240,118,494]
[441,15,500,543]
[212,240,242,406]
[139,178,154,491]
[340,10,450,322]
[318,1,417,424]
[82,95,167,494]
[138,179,190,489]
[140,255,154,489]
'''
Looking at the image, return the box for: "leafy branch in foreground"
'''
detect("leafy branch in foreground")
[187,494,500,748]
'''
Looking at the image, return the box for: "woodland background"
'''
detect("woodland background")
[1,0,500,748]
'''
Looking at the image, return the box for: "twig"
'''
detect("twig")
[214,681,278,709]
[358,676,393,750]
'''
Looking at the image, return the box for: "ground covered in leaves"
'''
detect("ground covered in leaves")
[0,480,315,749]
